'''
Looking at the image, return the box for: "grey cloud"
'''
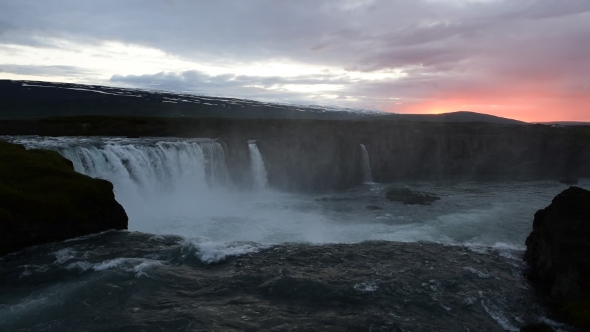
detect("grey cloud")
[111,70,354,90]
[507,0,590,19]
[1,0,589,115]
[0,64,93,77]
[109,70,367,107]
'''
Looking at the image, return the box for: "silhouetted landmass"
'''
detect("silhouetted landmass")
[0,80,384,120]
[0,140,128,255]
[372,111,525,125]
[1,80,524,124]
[542,122,590,126]
[525,187,590,329]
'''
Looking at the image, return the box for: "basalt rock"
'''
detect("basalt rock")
[524,186,590,329]
[0,141,128,256]
[2,116,590,192]
[385,188,440,205]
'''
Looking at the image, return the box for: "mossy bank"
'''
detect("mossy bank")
[0,140,127,256]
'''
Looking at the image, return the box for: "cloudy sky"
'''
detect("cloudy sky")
[1,0,589,121]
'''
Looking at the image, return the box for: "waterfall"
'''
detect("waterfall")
[8,137,231,210]
[248,142,268,189]
[63,141,229,194]
[360,144,373,183]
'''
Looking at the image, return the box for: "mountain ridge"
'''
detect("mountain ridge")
[1,80,523,125]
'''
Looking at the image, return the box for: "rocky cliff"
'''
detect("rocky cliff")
[0,141,128,256]
[252,122,590,191]
[1,117,589,191]
[524,187,590,329]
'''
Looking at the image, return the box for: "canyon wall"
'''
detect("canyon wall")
[1,117,589,191]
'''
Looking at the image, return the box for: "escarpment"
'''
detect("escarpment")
[1,117,589,191]
[0,141,128,256]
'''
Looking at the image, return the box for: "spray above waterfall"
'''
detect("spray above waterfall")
[360,144,373,183]
[248,141,268,189]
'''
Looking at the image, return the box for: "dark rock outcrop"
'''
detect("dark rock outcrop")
[0,141,128,256]
[385,188,440,205]
[524,186,590,328]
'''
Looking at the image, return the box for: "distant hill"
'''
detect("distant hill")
[541,122,590,126]
[0,80,525,125]
[369,111,526,125]
[0,80,384,121]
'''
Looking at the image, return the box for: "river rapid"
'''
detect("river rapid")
[1,136,587,332]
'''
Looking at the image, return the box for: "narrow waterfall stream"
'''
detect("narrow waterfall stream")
[248,142,268,190]
[360,143,373,183]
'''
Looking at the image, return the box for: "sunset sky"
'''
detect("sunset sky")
[0,0,589,122]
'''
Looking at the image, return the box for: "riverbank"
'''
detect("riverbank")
[0,140,127,255]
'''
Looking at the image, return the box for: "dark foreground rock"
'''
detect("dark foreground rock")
[524,186,590,329]
[385,188,441,205]
[0,141,128,256]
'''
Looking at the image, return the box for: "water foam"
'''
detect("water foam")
[67,258,163,278]
[53,248,76,264]
[181,237,266,264]
[354,281,379,293]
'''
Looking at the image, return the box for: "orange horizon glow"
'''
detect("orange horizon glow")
[382,98,590,123]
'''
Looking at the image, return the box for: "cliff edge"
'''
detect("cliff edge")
[524,187,590,328]
[0,141,128,256]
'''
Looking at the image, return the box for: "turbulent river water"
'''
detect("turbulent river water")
[1,136,588,332]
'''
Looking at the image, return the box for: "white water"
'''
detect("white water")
[360,144,373,183]
[58,140,229,217]
[5,136,586,261]
[248,142,268,189]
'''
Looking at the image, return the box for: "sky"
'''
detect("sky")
[0,0,589,122]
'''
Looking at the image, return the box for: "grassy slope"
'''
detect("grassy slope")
[0,140,127,255]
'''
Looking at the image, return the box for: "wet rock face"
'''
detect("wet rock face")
[385,188,440,205]
[0,141,128,256]
[524,186,590,328]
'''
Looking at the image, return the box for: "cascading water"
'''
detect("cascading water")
[248,142,268,190]
[62,140,229,196]
[360,144,373,183]
[6,137,232,231]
